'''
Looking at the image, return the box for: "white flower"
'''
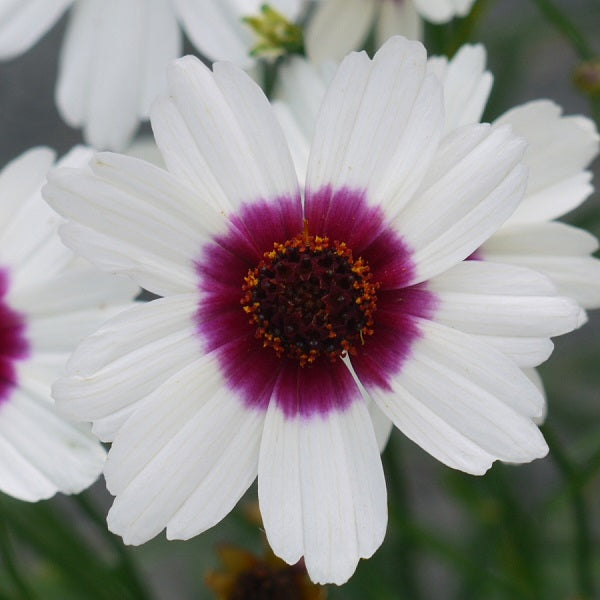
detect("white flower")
[305,0,476,62]
[0,0,304,150]
[44,37,582,584]
[0,146,138,502]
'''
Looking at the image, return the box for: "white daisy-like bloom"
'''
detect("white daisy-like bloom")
[305,0,476,62]
[44,37,583,584]
[0,0,304,150]
[0,146,138,502]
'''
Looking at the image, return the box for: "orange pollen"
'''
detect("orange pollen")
[240,230,379,367]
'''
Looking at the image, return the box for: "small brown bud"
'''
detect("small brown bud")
[574,58,600,96]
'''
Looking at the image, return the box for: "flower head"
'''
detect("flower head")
[206,543,326,600]
[0,0,305,150]
[44,37,582,583]
[0,146,138,501]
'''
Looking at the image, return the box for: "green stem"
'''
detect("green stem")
[73,493,152,600]
[389,511,522,597]
[382,437,423,600]
[528,1,600,140]
[542,440,600,514]
[0,514,36,600]
[485,466,543,599]
[446,470,540,599]
[529,0,595,59]
[1,497,124,600]
[261,58,279,99]
[541,425,595,599]
[447,0,495,56]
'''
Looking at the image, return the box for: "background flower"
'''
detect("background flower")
[0,0,305,150]
[305,0,477,62]
[0,145,138,501]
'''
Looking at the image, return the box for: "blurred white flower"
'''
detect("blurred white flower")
[44,37,581,583]
[0,145,138,501]
[305,0,476,62]
[0,0,305,150]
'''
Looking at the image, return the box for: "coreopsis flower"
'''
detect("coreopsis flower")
[206,544,326,600]
[305,0,476,62]
[44,37,582,584]
[0,146,137,502]
[0,0,304,150]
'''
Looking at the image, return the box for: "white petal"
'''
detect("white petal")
[272,102,311,188]
[428,261,583,337]
[0,147,55,230]
[0,147,74,285]
[8,261,137,316]
[397,123,527,284]
[152,56,299,214]
[486,221,599,256]
[53,295,200,441]
[275,56,332,142]
[494,255,600,311]
[172,0,253,66]
[0,387,105,501]
[306,36,444,222]
[56,0,181,150]
[136,0,182,118]
[368,400,394,452]
[259,400,387,585]
[470,335,553,368]
[44,153,222,296]
[150,97,232,214]
[26,305,133,354]
[427,44,493,133]
[271,0,304,19]
[273,57,335,188]
[105,355,262,545]
[509,173,594,226]
[413,0,475,22]
[371,319,548,474]
[523,368,547,425]
[482,222,600,309]
[0,0,73,60]
[305,0,376,63]
[125,135,165,167]
[496,100,599,225]
[376,0,422,43]
[340,355,393,452]
[58,222,195,297]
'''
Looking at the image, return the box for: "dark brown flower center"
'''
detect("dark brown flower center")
[231,563,307,600]
[241,224,379,367]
